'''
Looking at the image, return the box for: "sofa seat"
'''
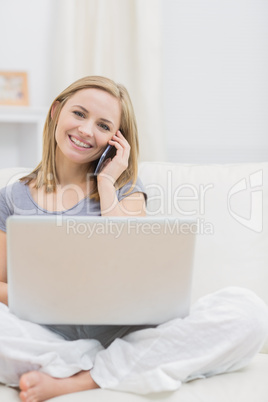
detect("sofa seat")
[1,353,267,401]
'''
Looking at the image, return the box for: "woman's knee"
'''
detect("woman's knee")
[231,287,268,343]
[216,287,268,320]
[192,287,268,340]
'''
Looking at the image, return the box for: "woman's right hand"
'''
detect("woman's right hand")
[97,130,130,185]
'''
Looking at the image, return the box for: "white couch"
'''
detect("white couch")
[0,161,268,402]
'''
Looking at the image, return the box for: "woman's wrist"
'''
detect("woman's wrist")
[97,174,121,216]
[97,173,116,188]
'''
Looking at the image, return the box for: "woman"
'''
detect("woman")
[0,76,267,402]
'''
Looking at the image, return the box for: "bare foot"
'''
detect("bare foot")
[19,370,99,402]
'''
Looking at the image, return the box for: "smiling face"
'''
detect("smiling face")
[54,88,121,166]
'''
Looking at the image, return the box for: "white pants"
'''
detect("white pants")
[0,287,267,394]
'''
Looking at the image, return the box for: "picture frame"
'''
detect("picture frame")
[0,71,29,106]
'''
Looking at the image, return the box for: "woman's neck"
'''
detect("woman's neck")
[55,152,91,187]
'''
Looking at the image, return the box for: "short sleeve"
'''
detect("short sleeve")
[116,177,147,203]
[0,187,12,232]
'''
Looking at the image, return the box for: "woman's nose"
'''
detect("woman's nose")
[78,121,93,137]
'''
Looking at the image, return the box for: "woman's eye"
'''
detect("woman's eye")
[98,123,110,131]
[73,111,85,118]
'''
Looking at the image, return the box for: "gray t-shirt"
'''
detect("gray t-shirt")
[0,178,147,232]
[0,178,153,347]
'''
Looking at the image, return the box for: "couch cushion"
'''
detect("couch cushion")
[0,384,20,402]
[1,353,267,402]
[139,162,268,305]
[0,167,31,189]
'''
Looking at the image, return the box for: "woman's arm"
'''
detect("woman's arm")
[98,176,146,216]
[97,131,146,217]
[0,230,8,305]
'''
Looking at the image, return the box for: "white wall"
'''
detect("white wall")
[162,0,268,163]
[0,0,53,107]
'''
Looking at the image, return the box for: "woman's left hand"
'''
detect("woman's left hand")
[98,130,130,184]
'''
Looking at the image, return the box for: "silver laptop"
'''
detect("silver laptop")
[7,216,195,325]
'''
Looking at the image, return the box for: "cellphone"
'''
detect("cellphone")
[93,145,117,176]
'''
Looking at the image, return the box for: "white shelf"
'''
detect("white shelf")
[0,106,47,121]
[0,106,47,169]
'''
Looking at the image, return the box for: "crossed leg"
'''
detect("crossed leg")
[1,287,267,400]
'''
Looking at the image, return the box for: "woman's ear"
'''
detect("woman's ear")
[51,101,60,120]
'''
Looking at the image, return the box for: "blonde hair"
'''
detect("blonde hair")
[20,76,139,200]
